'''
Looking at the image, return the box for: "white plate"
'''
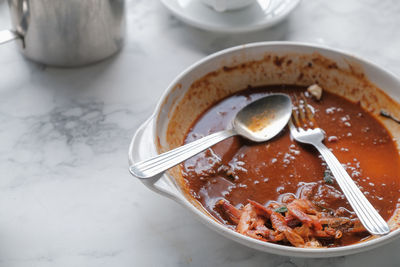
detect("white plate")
[161,0,301,33]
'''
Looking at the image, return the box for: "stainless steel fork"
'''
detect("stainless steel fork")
[289,95,390,235]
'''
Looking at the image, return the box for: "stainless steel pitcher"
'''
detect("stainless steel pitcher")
[0,0,125,67]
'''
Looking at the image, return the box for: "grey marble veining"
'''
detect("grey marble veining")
[1,0,400,266]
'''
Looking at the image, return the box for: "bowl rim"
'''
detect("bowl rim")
[144,41,400,257]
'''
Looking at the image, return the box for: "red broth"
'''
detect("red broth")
[181,85,400,247]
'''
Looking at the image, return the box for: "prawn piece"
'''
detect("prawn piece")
[284,228,307,247]
[254,217,266,228]
[315,217,366,233]
[270,211,305,247]
[246,226,272,241]
[346,220,367,233]
[270,211,289,232]
[248,199,273,219]
[237,203,257,234]
[252,224,285,242]
[287,203,314,227]
[285,213,301,228]
[304,239,323,248]
[267,202,281,210]
[215,199,242,224]
[245,230,269,241]
[294,224,312,238]
[272,232,285,242]
[316,216,351,228]
[312,227,339,238]
[312,230,331,238]
[287,200,322,230]
[291,199,318,214]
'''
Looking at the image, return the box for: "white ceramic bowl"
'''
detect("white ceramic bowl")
[129,42,400,257]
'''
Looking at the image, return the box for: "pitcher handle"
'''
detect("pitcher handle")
[0,29,20,45]
[1,0,29,46]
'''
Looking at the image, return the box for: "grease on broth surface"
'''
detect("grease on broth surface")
[181,85,400,247]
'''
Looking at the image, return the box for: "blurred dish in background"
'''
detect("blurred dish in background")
[160,0,301,33]
[201,0,257,12]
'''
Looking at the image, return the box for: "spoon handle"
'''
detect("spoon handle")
[130,129,236,179]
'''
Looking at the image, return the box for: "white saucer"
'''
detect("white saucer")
[161,0,301,33]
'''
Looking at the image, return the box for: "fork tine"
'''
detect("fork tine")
[292,94,309,129]
[292,108,301,128]
[296,95,308,128]
[289,118,298,131]
[290,95,301,129]
[301,93,317,128]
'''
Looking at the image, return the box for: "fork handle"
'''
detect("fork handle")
[314,143,390,235]
[129,129,237,179]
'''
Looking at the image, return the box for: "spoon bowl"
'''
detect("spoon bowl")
[130,93,292,179]
[234,93,293,142]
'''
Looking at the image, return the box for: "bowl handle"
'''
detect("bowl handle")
[128,116,185,202]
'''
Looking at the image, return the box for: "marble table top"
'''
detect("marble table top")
[1,0,400,266]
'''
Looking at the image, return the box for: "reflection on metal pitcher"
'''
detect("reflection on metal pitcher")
[0,0,125,67]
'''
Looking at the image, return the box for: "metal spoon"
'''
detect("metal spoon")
[130,93,292,179]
